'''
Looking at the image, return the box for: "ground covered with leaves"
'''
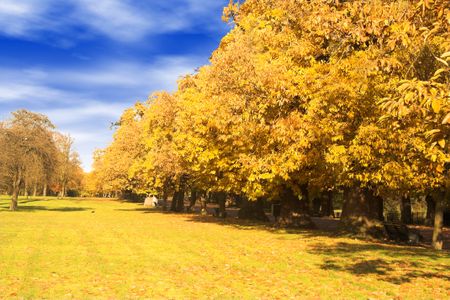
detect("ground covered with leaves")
[0,197,449,299]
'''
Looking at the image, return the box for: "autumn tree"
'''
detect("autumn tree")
[53,134,82,197]
[134,92,188,211]
[0,110,58,210]
[92,0,449,249]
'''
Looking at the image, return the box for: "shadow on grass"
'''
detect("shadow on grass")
[13,198,43,205]
[114,198,144,204]
[114,202,450,255]
[185,210,450,281]
[183,213,342,238]
[114,207,165,213]
[0,205,92,212]
[308,241,450,284]
[133,209,450,283]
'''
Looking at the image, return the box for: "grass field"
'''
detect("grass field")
[0,196,449,299]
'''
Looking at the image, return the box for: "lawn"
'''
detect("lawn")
[0,196,449,299]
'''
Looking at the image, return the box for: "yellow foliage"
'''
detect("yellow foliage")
[91,0,449,200]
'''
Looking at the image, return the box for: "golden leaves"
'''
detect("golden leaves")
[91,0,449,199]
[443,113,450,124]
[431,98,442,113]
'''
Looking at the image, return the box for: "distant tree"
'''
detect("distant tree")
[53,133,84,197]
[0,110,57,210]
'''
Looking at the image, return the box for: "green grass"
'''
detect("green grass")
[0,196,449,299]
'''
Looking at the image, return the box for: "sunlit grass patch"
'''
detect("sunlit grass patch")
[0,196,449,299]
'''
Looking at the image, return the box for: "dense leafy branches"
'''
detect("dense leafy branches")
[91,0,449,249]
[0,110,84,209]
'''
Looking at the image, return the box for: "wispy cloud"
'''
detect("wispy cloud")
[53,57,199,89]
[42,101,127,125]
[72,0,153,42]
[0,83,62,103]
[0,0,50,37]
[0,0,228,43]
[0,55,202,170]
[0,1,228,170]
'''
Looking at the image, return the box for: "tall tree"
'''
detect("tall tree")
[54,134,83,197]
[0,110,57,210]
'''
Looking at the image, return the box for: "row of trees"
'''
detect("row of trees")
[0,110,84,210]
[90,0,449,249]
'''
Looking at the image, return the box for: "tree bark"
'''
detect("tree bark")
[176,187,185,212]
[200,194,208,215]
[43,183,47,197]
[187,189,198,212]
[60,183,66,198]
[10,172,21,211]
[170,192,178,211]
[432,192,446,250]
[238,197,269,222]
[216,192,227,218]
[277,186,314,228]
[24,180,29,198]
[320,191,334,217]
[33,182,38,197]
[300,184,310,213]
[401,196,412,224]
[375,195,384,221]
[425,195,435,226]
[312,197,321,216]
[341,186,383,234]
[10,187,19,211]
[170,184,186,212]
[162,185,169,211]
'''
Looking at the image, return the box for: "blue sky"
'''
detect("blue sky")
[0,0,231,171]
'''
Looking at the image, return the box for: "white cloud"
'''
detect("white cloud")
[0,2,31,15]
[42,101,128,125]
[0,55,203,171]
[0,83,61,102]
[53,56,201,89]
[39,101,130,172]
[0,68,74,104]
[0,0,49,37]
[0,0,228,42]
[71,0,153,42]
[0,1,228,171]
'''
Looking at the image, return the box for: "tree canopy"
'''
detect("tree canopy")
[0,110,84,209]
[90,0,449,249]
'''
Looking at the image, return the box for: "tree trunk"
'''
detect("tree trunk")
[176,186,185,212]
[162,186,169,211]
[33,183,38,197]
[432,192,445,250]
[216,192,227,218]
[320,191,334,217]
[277,186,314,228]
[10,173,21,211]
[24,180,29,198]
[61,183,66,198]
[341,186,383,235]
[170,192,178,212]
[187,189,198,212]
[300,184,310,213]
[43,183,47,197]
[425,195,435,226]
[312,197,321,216]
[377,195,384,221]
[238,197,269,222]
[401,196,412,224]
[200,194,208,215]
[10,187,19,211]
